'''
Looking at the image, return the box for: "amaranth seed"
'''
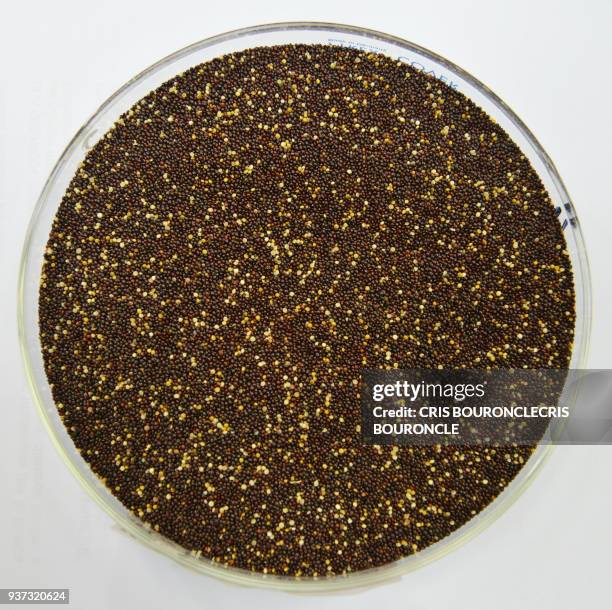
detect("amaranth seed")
[38,44,575,576]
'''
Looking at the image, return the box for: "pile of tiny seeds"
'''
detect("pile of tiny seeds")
[39,44,575,577]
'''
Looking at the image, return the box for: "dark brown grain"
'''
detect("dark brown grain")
[39,44,575,576]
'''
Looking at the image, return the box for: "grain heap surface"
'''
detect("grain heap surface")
[39,44,575,576]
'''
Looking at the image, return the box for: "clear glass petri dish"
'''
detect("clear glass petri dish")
[18,22,592,592]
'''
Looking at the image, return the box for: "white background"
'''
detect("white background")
[2,1,612,608]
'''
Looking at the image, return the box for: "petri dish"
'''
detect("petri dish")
[18,22,592,591]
